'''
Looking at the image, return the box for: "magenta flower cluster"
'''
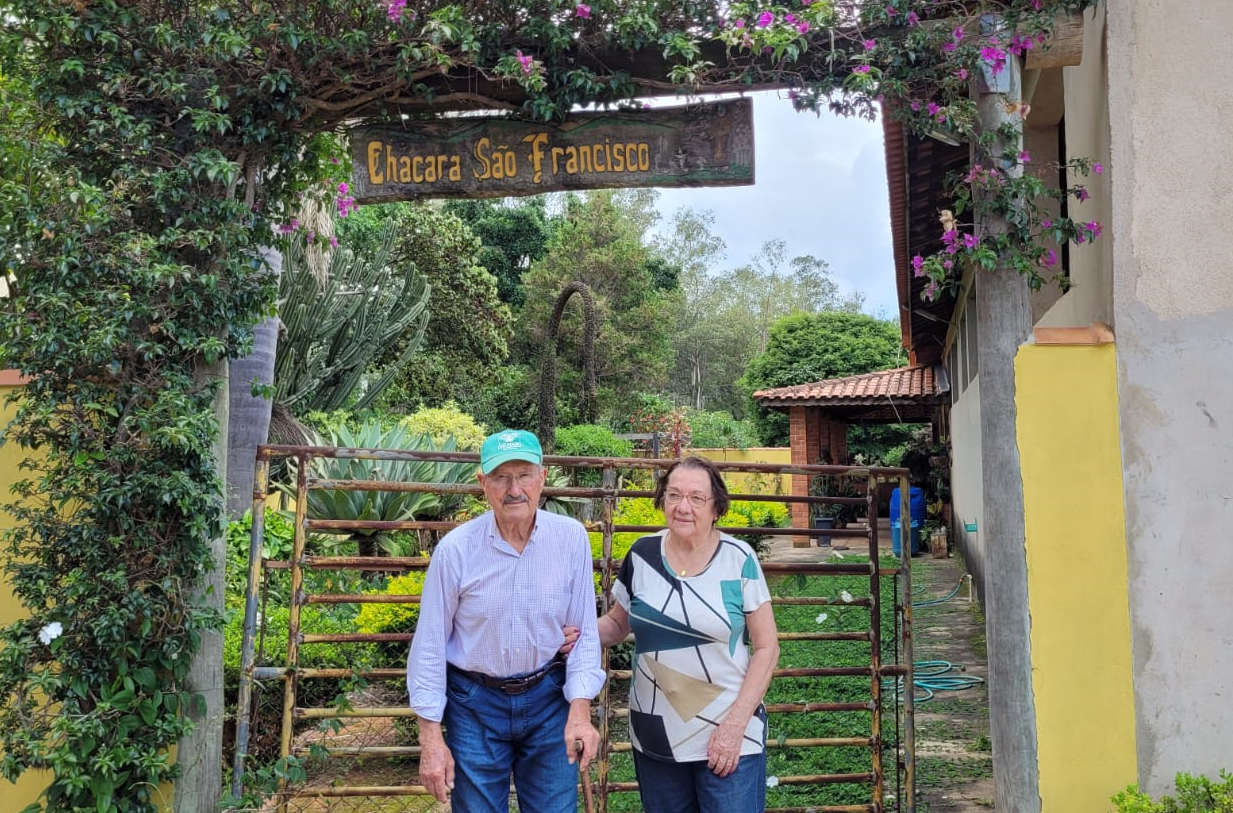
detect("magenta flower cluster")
[385,0,407,23]
[336,182,358,218]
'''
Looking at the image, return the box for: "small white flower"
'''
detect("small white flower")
[815,612,828,624]
[833,553,844,559]
[37,621,63,645]
[766,776,779,788]
[840,590,854,603]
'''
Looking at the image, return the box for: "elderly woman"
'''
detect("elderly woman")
[597,456,780,813]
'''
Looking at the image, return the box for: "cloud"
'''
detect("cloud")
[652,91,897,320]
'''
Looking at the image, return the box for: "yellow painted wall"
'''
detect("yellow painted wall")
[692,446,792,496]
[1016,344,1137,812]
[1,379,53,807]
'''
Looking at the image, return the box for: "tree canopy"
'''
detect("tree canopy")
[741,311,903,444]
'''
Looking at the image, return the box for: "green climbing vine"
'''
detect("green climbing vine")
[0,0,1101,809]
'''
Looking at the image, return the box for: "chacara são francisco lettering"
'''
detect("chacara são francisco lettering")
[365,133,653,187]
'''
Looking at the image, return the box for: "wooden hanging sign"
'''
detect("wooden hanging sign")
[349,98,754,203]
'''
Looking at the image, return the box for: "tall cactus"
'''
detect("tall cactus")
[538,281,598,451]
[275,224,430,413]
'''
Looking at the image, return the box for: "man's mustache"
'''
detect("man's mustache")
[502,495,530,506]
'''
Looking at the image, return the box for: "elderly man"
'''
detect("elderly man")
[407,429,604,812]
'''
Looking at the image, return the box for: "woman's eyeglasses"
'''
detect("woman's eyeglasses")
[663,491,714,508]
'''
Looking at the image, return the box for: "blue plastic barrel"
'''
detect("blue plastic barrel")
[890,487,926,556]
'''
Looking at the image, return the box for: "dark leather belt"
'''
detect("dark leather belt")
[448,654,564,696]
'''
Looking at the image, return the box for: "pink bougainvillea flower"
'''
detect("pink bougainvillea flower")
[385,0,407,22]
[956,67,968,80]
[1085,220,1102,238]
[1041,219,1052,229]
[516,50,534,75]
[756,10,775,27]
[912,255,926,277]
[926,102,940,116]
[1032,0,1044,9]
[907,11,919,25]
[784,13,797,24]
[981,45,1007,74]
[1009,32,1034,55]
[910,100,921,111]
[924,281,941,300]
[797,20,810,33]
[330,236,339,248]
[863,38,877,50]
[1042,249,1057,267]
[963,233,979,249]
[942,258,954,270]
[575,4,591,18]
[942,40,957,53]
[1019,150,1031,164]
[1093,162,1104,174]
[886,7,897,17]
[953,27,964,42]
[337,181,348,194]
[733,18,745,28]
[853,64,871,74]
[1076,187,1090,202]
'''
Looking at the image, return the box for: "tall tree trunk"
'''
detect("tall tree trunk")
[224,247,282,518]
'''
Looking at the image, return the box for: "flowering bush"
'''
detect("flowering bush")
[355,571,429,636]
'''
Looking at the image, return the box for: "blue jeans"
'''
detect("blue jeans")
[442,663,575,813]
[632,749,767,813]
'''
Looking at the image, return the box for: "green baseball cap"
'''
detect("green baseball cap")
[480,429,543,475]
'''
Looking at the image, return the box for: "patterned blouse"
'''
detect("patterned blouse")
[613,530,772,763]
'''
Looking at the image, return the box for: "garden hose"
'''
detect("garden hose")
[883,660,986,702]
[881,578,985,702]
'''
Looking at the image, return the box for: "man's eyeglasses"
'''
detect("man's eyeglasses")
[663,491,714,508]
[487,471,541,490]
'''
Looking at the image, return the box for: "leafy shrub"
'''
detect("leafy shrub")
[355,571,428,635]
[590,497,660,564]
[399,401,488,451]
[686,409,758,450]
[225,508,297,601]
[223,602,380,763]
[554,424,634,488]
[721,499,789,556]
[1112,771,1233,813]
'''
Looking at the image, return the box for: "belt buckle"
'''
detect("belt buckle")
[500,675,535,695]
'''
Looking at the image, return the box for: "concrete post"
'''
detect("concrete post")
[973,17,1041,813]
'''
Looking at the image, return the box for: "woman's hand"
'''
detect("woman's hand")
[706,719,746,777]
[559,625,580,656]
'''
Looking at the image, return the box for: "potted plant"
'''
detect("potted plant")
[925,499,949,558]
[809,473,864,547]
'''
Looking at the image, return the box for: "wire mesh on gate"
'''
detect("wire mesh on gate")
[231,446,916,812]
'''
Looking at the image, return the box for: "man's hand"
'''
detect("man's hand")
[564,699,600,769]
[417,721,456,803]
[560,625,580,656]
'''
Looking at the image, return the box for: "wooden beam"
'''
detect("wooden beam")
[1024,12,1085,70]
[1032,322,1115,345]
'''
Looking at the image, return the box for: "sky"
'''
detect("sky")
[649,91,898,320]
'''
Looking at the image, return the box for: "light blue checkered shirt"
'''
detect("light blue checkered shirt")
[407,509,605,721]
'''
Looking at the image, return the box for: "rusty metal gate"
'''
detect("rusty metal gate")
[232,444,916,812]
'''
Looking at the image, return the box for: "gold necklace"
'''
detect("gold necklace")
[668,531,713,577]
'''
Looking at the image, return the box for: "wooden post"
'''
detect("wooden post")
[973,16,1042,813]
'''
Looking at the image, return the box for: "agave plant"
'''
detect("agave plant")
[282,419,477,557]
